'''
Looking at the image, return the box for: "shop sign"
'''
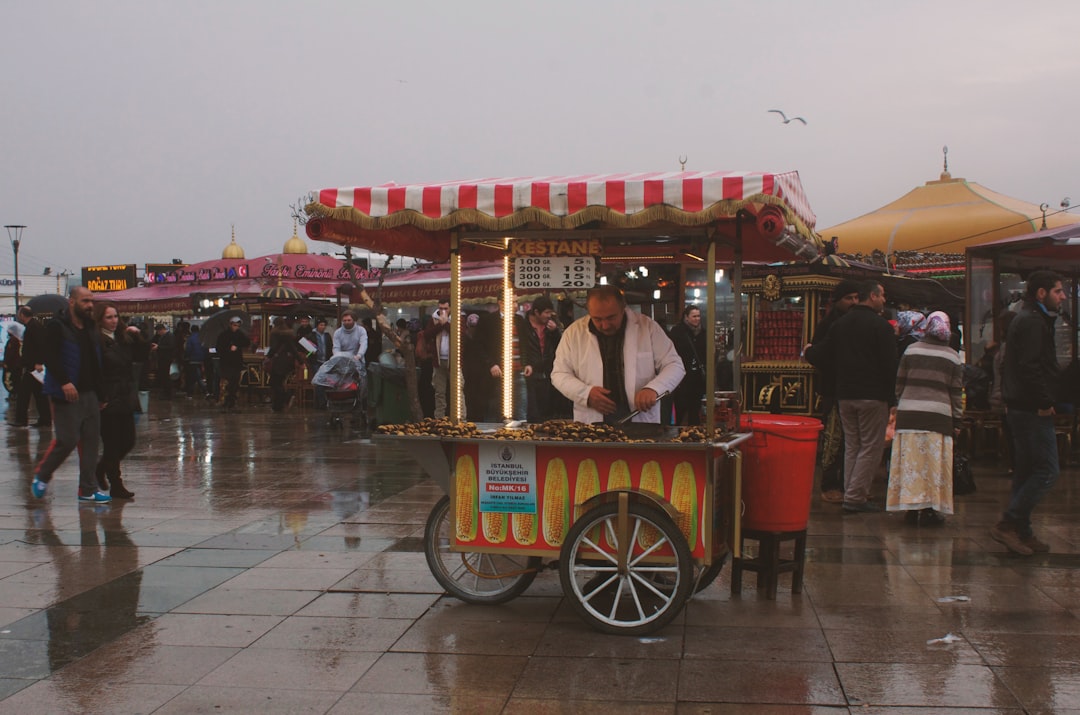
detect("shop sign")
[82,264,137,292]
[477,442,537,514]
[508,238,602,258]
[513,256,596,289]
[144,263,188,284]
[144,261,381,285]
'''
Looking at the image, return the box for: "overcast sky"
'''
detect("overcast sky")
[3,0,1078,279]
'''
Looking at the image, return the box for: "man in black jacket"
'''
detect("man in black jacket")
[669,304,707,426]
[807,280,895,512]
[12,306,52,428]
[32,287,107,502]
[992,269,1066,555]
[216,316,251,412]
[805,279,860,504]
[519,296,561,423]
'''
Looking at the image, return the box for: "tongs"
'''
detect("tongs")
[617,390,670,424]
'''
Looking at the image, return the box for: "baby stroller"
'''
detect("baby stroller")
[312,356,368,432]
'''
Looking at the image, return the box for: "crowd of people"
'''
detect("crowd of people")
[806,273,1066,556]
[3,277,1069,554]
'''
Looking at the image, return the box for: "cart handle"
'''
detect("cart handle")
[715,431,753,453]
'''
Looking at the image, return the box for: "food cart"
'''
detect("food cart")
[304,171,823,634]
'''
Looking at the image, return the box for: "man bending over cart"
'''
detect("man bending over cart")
[552,285,684,424]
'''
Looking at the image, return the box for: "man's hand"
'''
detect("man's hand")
[61,382,78,402]
[587,386,616,415]
[633,387,659,412]
[489,365,502,378]
[523,365,533,377]
[1037,407,1056,417]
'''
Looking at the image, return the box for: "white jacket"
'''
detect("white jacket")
[552,308,685,424]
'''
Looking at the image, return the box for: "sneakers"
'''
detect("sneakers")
[842,500,882,513]
[31,477,48,499]
[821,490,844,504]
[77,490,112,504]
[1023,534,1051,553]
[990,524,1034,556]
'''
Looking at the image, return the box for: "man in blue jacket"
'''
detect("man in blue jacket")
[993,269,1066,555]
[32,286,110,502]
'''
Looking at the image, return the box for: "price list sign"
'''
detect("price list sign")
[513,256,596,289]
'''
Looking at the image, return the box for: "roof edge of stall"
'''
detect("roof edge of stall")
[301,171,823,263]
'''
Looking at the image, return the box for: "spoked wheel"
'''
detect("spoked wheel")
[424,495,541,605]
[559,498,693,635]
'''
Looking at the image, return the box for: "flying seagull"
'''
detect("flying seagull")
[768,109,807,125]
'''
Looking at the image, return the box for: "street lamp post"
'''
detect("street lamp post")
[3,225,24,313]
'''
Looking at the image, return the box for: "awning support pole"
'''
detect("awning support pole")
[450,231,461,422]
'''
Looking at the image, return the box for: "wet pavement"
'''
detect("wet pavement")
[0,395,1078,714]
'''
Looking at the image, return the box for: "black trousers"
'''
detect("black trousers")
[269,371,289,412]
[673,382,704,426]
[15,368,51,425]
[99,410,136,477]
[220,364,242,408]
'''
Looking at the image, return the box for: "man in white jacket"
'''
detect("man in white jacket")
[552,286,685,424]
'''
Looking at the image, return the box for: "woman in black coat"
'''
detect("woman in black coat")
[266,319,300,412]
[94,302,148,499]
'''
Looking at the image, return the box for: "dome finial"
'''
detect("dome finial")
[283,218,308,254]
[940,145,951,180]
[222,224,245,259]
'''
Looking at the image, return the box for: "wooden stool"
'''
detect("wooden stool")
[730,528,807,600]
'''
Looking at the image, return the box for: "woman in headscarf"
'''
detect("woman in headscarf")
[895,310,926,358]
[887,311,964,525]
[94,302,149,499]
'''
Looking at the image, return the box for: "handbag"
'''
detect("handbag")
[953,453,976,495]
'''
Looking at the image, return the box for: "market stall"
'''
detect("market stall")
[740,258,964,415]
[304,171,823,633]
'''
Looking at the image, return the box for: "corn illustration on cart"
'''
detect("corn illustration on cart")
[305,171,822,634]
[374,426,751,634]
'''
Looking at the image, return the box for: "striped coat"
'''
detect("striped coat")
[894,339,964,436]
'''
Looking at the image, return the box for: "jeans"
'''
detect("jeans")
[1004,410,1059,536]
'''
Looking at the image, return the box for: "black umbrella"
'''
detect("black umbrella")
[26,293,68,316]
[199,309,251,347]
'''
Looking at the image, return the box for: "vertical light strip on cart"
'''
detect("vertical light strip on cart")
[450,232,463,422]
[502,242,514,421]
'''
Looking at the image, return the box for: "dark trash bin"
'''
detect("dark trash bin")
[367,363,411,426]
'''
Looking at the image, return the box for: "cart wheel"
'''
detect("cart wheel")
[559,499,693,636]
[424,495,541,605]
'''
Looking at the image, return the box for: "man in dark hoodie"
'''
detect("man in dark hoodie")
[32,287,109,503]
[991,269,1065,556]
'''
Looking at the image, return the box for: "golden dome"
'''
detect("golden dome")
[222,226,245,259]
[283,220,308,254]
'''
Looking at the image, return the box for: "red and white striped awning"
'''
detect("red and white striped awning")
[305,171,820,263]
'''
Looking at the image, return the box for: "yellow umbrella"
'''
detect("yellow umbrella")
[821,170,1080,256]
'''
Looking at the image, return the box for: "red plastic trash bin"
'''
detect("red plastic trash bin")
[738,414,823,531]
